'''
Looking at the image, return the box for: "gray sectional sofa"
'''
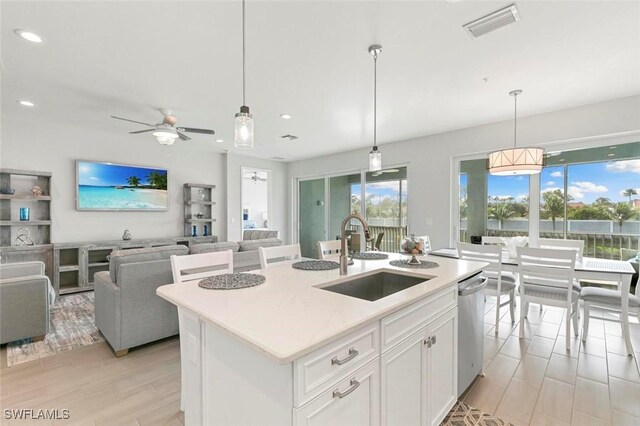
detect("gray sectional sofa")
[94,233,282,356]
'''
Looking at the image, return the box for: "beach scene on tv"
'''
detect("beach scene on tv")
[77,161,168,210]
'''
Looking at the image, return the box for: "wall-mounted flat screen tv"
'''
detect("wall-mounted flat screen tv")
[76,160,168,211]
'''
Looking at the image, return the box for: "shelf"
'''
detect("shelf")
[0,195,52,201]
[0,168,52,177]
[185,218,216,223]
[0,220,52,226]
[88,262,109,267]
[186,201,216,205]
[184,183,216,189]
[60,285,93,295]
[59,265,79,272]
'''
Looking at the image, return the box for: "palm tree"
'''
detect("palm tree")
[488,203,515,230]
[146,172,167,190]
[541,190,564,231]
[609,202,636,233]
[126,176,141,187]
[622,188,638,204]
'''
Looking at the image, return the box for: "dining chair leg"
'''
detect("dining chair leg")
[565,307,571,351]
[509,290,515,323]
[572,305,579,337]
[582,302,590,342]
[495,294,501,335]
[519,296,526,339]
[621,305,634,356]
[524,301,529,318]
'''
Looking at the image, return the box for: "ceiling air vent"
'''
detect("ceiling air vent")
[463,3,520,39]
[280,134,298,141]
[271,156,286,161]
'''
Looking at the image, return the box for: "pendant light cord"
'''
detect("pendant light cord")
[513,92,518,148]
[242,0,246,106]
[373,51,378,149]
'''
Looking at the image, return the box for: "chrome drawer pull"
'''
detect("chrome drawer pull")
[333,378,360,399]
[331,348,359,365]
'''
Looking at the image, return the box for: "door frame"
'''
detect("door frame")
[240,166,272,239]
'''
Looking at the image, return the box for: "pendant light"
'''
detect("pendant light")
[488,90,544,175]
[368,44,382,172]
[234,0,254,149]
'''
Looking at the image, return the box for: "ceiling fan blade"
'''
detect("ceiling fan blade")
[129,129,156,134]
[177,131,191,141]
[177,127,216,135]
[111,115,155,127]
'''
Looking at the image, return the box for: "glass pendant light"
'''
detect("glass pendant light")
[368,44,382,172]
[488,90,544,175]
[234,0,254,149]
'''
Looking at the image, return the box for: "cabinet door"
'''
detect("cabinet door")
[426,307,458,426]
[381,327,427,426]
[295,359,380,426]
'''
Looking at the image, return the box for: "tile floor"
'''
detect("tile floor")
[462,296,640,426]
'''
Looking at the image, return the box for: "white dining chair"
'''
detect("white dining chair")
[538,238,584,263]
[259,244,302,269]
[170,250,234,411]
[517,247,579,350]
[317,240,342,260]
[580,284,638,356]
[458,242,516,335]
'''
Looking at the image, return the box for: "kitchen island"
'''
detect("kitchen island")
[157,252,486,426]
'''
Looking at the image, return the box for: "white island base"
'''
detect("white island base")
[179,285,458,426]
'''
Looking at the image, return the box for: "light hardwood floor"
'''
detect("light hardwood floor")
[462,297,640,426]
[1,297,639,425]
[0,337,183,425]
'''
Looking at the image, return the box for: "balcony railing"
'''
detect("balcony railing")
[348,224,407,253]
[460,229,639,260]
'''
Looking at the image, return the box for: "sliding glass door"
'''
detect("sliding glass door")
[298,178,326,258]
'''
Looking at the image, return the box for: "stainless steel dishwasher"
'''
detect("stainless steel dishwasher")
[457,272,487,397]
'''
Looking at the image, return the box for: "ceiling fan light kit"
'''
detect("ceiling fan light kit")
[488,90,544,175]
[234,0,254,149]
[368,44,383,172]
[152,128,179,145]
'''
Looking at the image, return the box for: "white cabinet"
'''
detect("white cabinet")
[295,359,380,426]
[426,308,458,426]
[381,307,458,426]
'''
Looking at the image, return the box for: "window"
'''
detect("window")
[539,142,640,258]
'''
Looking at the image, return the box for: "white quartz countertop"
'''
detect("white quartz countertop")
[156,253,486,364]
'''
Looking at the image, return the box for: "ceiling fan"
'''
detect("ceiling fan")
[371,168,399,177]
[243,172,268,183]
[110,108,215,145]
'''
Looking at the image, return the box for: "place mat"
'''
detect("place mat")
[351,252,389,260]
[292,260,340,271]
[389,259,439,269]
[198,273,266,290]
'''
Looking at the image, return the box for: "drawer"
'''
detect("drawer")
[294,322,379,407]
[294,359,380,426]
[380,285,456,353]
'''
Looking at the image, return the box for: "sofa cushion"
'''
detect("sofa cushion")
[243,230,278,240]
[190,241,240,254]
[109,245,189,284]
[238,238,282,252]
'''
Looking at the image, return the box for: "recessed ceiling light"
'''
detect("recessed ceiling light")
[280,114,291,120]
[17,100,35,107]
[216,139,224,143]
[14,29,44,43]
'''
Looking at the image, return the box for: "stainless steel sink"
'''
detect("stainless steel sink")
[317,272,430,301]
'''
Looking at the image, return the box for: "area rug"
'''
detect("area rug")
[442,401,514,426]
[6,292,104,367]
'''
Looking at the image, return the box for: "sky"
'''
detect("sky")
[477,159,639,204]
[77,161,167,187]
[351,181,408,205]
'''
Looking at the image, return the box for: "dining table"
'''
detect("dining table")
[430,247,637,355]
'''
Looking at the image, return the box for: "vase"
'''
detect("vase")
[203,225,209,237]
[192,225,198,237]
[19,207,30,221]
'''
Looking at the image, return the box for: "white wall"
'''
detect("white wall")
[226,153,288,243]
[287,95,640,250]
[1,116,226,243]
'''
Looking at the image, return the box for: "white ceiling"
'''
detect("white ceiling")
[2,1,640,161]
